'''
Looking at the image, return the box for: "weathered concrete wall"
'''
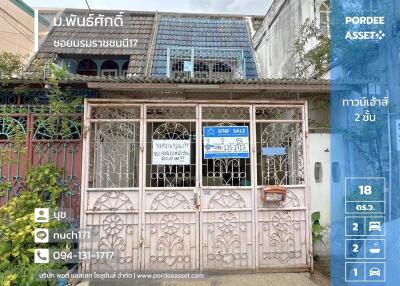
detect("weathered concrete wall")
[253,0,325,78]
[0,0,35,57]
[308,133,330,227]
[308,133,331,257]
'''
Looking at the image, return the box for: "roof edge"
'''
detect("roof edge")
[35,8,263,18]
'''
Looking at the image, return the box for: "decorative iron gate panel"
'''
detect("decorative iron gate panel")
[200,106,254,270]
[82,106,142,271]
[82,101,310,271]
[254,106,309,268]
[0,112,82,223]
[143,106,198,270]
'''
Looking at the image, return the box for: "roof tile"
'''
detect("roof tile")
[151,15,258,78]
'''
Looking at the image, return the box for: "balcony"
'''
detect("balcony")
[166,47,246,80]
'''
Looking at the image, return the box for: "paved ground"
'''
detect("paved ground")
[77,272,329,286]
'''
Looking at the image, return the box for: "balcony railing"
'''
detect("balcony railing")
[166,47,246,80]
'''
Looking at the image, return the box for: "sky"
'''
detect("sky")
[24,0,271,16]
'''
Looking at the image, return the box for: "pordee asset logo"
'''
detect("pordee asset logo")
[345,16,386,40]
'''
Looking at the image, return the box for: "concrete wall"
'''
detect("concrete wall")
[253,0,328,78]
[0,0,35,58]
[308,133,330,255]
[308,133,330,227]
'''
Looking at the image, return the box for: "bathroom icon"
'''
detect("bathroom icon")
[369,243,381,254]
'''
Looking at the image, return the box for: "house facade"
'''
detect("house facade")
[0,8,332,272]
[80,78,327,272]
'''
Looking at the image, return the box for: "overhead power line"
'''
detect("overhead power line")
[84,0,91,11]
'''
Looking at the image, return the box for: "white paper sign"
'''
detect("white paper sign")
[152,140,191,165]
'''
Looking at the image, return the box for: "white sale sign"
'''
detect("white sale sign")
[152,140,191,165]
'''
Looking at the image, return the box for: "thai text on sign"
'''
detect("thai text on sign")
[152,140,191,165]
[203,126,249,159]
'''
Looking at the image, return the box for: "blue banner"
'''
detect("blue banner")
[330,0,400,285]
[203,126,249,159]
[261,147,286,156]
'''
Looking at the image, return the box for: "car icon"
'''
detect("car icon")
[369,222,381,232]
[369,267,381,277]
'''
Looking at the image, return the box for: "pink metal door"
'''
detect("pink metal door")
[81,104,142,272]
[142,105,199,270]
[254,105,311,269]
[199,105,254,270]
[81,100,311,272]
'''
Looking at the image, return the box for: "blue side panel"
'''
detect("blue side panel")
[330,1,400,285]
[151,16,258,78]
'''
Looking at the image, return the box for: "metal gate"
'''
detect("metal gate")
[80,101,311,272]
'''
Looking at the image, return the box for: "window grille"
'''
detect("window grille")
[167,47,246,80]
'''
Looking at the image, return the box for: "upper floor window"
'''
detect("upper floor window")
[212,61,234,79]
[320,0,330,35]
[171,61,190,79]
[167,47,245,80]
[194,62,209,79]
[77,59,97,76]
[101,60,119,77]
[122,61,129,77]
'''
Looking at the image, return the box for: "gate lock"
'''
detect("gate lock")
[193,192,200,208]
